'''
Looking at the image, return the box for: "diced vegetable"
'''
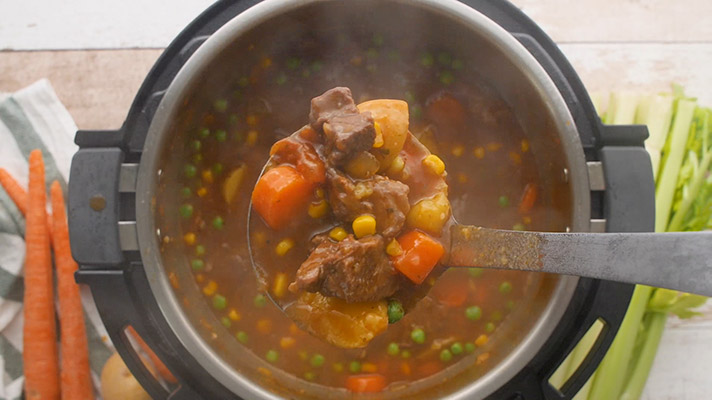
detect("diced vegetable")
[425,92,466,129]
[345,151,381,179]
[329,227,348,241]
[272,272,288,298]
[518,183,537,214]
[406,193,451,235]
[387,299,404,324]
[308,200,329,219]
[352,215,377,238]
[357,99,409,171]
[222,164,247,204]
[422,154,446,176]
[439,349,453,362]
[270,134,326,185]
[346,374,387,393]
[252,165,313,230]
[387,342,400,356]
[275,238,295,256]
[391,230,444,284]
[465,306,482,321]
[410,328,426,344]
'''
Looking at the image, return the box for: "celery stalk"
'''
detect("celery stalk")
[604,92,639,125]
[635,94,674,179]
[655,98,697,231]
[619,312,667,400]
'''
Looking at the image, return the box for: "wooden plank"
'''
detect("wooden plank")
[513,0,712,43]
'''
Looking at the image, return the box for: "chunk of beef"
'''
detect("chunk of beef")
[309,87,376,166]
[328,168,410,238]
[290,234,399,303]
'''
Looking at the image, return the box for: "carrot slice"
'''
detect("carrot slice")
[251,165,313,230]
[391,230,445,284]
[269,135,326,186]
[0,167,28,214]
[519,183,537,214]
[50,181,93,400]
[345,373,387,393]
[23,150,60,399]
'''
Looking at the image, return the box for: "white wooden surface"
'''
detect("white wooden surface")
[1,1,710,398]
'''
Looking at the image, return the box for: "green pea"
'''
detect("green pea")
[439,71,455,85]
[184,164,197,178]
[349,361,361,373]
[387,342,400,356]
[450,342,463,355]
[452,58,464,70]
[387,300,404,324]
[468,267,484,278]
[466,306,482,321]
[372,33,384,46]
[265,350,279,363]
[411,105,423,119]
[401,350,411,359]
[465,342,475,353]
[275,73,288,85]
[212,163,223,175]
[181,187,192,198]
[236,331,248,344]
[437,52,452,66]
[191,259,204,271]
[199,128,210,138]
[213,99,228,113]
[215,129,227,142]
[195,245,206,256]
[304,371,316,381]
[513,223,526,231]
[411,328,426,344]
[440,349,453,362]
[485,322,496,333]
[420,53,434,67]
[311,61,323,72]
[212,294,227,310]
[212,216,224,230]
[499,281,513,294]
[310,354,325,368]
[238,76,249,87]
[253,294,267,308]
[286,58,301,69]
[179,204,193,218]
[221,317,231,328]
[366,48,379,59]
[498,195,510,207]
[190,140,202,152]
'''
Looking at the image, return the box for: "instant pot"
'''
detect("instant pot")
[67,0,654,398]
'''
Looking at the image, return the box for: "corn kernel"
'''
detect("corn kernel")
[289,323,302,336]
[457,173,468,184]
[476,352,490,365]
[521,139,530,153]
[386,239,403,257]
[203,280,218,296]
[387,156,405,176]
[487,142,503,152]
[261,57,272,68]
[228,308,241,321]
[362,362,378,373]
[183,232,196,246]
[195,273,205,283]
[257,367,272,377]
[451,144,465,157]
[523,216,532,225]
[509,151,522,165]
[308,200,329,219]
[202,169,214,184]
[352,215,376,238]
[168,272,179,289]
[273,272,288,298]
[329,227,348,241]
[257,319,272,334]
[246,130,258,146]
[473,146,485,159]
[475,334,489,347]
[422,154,445,176]
[401,362,411,375]
[275,238,295,256]
[197,187,208,197]
[252,231,266,247]
[373,122,384,148]
[246,115,258,126]
[280,336,296,349]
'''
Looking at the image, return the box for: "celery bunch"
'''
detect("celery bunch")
[551,87,710,400]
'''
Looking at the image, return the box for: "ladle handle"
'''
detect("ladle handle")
[448,226,712,297]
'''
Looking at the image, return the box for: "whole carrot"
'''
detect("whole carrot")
[50,181,93,399]
[23,150,60,399]
[0,167,28,214]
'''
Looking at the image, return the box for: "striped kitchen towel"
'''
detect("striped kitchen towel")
[0,79,113,400]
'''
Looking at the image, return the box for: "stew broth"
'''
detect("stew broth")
[155,26,571,395]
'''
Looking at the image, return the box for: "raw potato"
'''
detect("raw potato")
[101,352,151,400]
[357,99,409,171]
[287,292,388,349]
[222,164,247,204]
[407,192,451,235]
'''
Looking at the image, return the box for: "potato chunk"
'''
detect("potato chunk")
[406,192,451,235]
[286,292,388,348]
[357,99,409,171]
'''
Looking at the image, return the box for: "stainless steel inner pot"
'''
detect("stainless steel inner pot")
[136,0,590,398]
